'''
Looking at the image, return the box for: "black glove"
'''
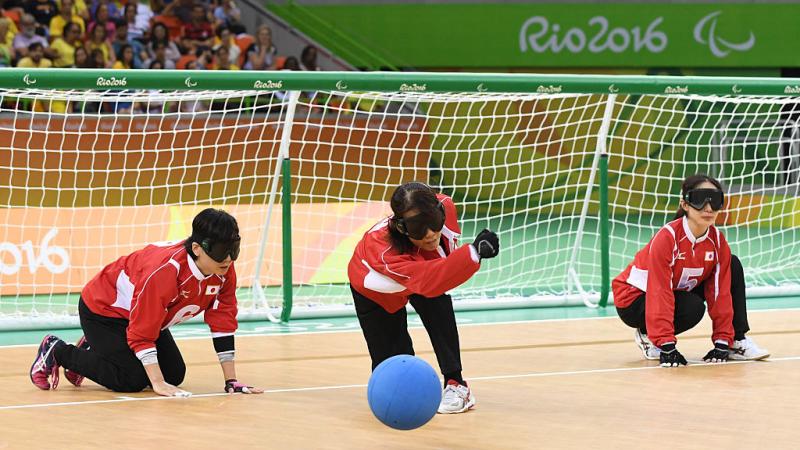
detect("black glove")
[225,379,255,394]
[703,342,730,363]
[472,229,499,259]
[659,343,687,367]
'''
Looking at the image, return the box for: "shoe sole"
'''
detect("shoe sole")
[729,352,770,361]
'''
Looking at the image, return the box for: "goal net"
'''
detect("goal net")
[0,70,798,329]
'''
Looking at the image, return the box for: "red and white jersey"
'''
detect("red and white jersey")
[612,216,733,347]
[81,241,238,356]
[348,194,481,313]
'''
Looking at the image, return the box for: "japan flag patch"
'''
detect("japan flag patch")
[206,285,221,295]
[705,251,715,261]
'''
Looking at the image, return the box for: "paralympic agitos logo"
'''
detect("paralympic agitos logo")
[693,11,755,58]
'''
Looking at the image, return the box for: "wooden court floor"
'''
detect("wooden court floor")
[1,309,799,449]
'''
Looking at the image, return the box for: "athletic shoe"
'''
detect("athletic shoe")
[437,380,476,414]
[64,336,90,387]
[30,335,64,390]
[729,336,770,361]
[634,329,661,360]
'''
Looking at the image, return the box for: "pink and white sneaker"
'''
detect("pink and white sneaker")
[64,336,90,387]
[30,335,64,390]
[437,380,476,414]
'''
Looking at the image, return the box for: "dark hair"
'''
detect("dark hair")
[28,42,43,52]
[387,182,440,253]
[301,45,317,67]
[116,43,132,60]
[150,22,169,46]
[184,208,240,259]
[282,56,300,71]
[674,173,725,219]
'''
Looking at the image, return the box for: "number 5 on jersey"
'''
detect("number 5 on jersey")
[677,267,705,290]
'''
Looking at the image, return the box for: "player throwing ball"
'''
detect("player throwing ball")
[613,174,769,367]
[30,208,262,397]
[348,182,499,414]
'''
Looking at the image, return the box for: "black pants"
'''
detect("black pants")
[53,298,186,392]
[352,287,462,377]
[616,254,751,341]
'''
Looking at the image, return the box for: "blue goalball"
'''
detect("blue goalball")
[367,355,442,430]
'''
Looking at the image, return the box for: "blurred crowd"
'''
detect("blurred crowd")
[0,0,321,71]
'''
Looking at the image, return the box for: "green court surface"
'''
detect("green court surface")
[2,297,797,347]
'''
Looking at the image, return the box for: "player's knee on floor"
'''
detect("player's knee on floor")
[163,366,186,386]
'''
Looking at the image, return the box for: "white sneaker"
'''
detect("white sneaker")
[437,380,475,414]
[729,336,770,361]
[634,329,661,360]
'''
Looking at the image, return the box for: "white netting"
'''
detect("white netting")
[0,88,798,328]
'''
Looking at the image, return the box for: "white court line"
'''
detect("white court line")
[2,356,798,411]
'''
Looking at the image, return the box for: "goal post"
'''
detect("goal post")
[0,68,799,330]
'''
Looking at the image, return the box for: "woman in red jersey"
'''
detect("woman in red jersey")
[348,182,499,414]
[613,174,769,367]
[30,209,263,397]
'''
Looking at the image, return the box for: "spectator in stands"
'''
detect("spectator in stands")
[146,40,176,69]
[213,25,238,66]
[149,59,163,69]
[17,41,52,68]
[112,19,146,68]
[300,45,320,71]
[147,22,180,64]
[194,45,212,69]
[72,45,90,67]
[50,0,85,39]
[70,0,91,22]
[162,0,193,24]
[88,3,115,40]
[244,24,276,70]
[112,42,136,69]
[123,2,151,42]
[213,0,243,34]
[282,56,299,71]
[26,0,58,34]
[181,3,213,54]
[89,47,105,68]
[89,0,120,21]
[86,21,115,67]
[0,17,14,67]
[212,44,237,70]
[51,22,83,67]
[13,14,50,59]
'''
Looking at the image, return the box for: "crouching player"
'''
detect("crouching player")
[30,208,263,397]
[349,182,500,414]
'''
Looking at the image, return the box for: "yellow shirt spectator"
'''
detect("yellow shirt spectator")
[111,60,130,69]
[86,41,113,67]
[50,14,86,39]
[51,38,76,67]
[17,56,53,68]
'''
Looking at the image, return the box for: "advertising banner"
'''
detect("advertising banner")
[305,3,800,68]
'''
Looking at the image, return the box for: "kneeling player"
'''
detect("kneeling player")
[30,208,262,396]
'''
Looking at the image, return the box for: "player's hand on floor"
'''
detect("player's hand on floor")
[659,343,687,367]
[225,379,263,394]
[703,342,730,363]
[472,229,499,259]
[152,380,192,397]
